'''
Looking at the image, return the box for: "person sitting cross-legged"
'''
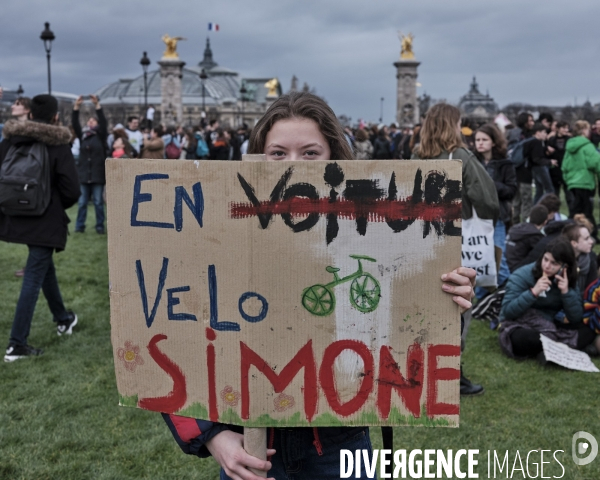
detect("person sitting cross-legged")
[498,239,596,363]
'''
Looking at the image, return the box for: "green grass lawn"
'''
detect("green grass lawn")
[0,204,599,479]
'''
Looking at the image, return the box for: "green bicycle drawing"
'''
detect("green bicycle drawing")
[301,255,381,316]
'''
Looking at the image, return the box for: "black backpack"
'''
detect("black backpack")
[0,142,51,216]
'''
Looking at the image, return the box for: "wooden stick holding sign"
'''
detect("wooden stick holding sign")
[244,427,267,477]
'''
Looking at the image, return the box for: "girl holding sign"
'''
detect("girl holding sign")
[163,92,477,480]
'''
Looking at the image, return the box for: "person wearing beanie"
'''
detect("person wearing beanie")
[1,94,81,362]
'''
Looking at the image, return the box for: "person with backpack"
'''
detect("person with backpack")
[509,112,536,224]
[0,94,80,362]
[163,126,183,159]
[194,129,209,159]
[72,94,108,234]
[373,128,391,159]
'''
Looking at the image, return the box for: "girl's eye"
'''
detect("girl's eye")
[304,150,319,157]
[269,150,285,157]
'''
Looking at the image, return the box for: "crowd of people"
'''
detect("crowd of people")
[1,85,600,478]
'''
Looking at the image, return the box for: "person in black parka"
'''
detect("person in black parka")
[1,95,81,361]
[72,94,108,234]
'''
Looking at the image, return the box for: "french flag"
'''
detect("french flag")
[208,23,219,31]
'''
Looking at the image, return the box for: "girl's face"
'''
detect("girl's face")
[475,132,494,154]
[264,117,331,161]
[572,227,594,255]
[541,252,563,277]
[113,138,124,150]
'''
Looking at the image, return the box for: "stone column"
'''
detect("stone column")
[394,59,420,127]
[158,58,185,125]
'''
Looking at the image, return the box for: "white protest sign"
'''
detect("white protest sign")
[540,335,599,372]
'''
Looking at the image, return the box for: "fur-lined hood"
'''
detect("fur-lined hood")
[2,119,71,146]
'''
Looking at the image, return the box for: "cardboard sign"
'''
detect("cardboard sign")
[540,335,600,372]
[107,158,463,427]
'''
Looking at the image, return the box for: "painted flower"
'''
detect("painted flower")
[274,393,295,412]
[220,386,241,407]
[117,340,144,372]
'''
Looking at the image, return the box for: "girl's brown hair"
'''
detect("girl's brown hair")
[248,92,354,160]
[474,123,507,160]
[416,103,465,158]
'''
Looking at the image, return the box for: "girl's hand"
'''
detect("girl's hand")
[555,267,569,295]
[441,267,476,313]
[532,275,552,297]
[206,430,276,480]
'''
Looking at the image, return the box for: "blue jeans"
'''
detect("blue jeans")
[532,166,554,205]
[76,183,105,232]
[494,220,510,286]
[220,427,373,480]
[9,246,70,346]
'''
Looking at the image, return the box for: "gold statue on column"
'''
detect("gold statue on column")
[161,34,187,59]
[398,32,415,60]
[264,78,279,97]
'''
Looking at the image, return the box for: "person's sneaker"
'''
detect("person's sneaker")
[96,227,105,234]
[4,344,44,362]
[460,370,484,396]
[57,312,78,336]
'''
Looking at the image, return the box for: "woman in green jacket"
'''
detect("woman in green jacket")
[561,120,600,236]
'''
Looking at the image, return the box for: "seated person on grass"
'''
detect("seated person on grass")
[498,239,596,362]
[561,221,598,293]
[538,193,567,224]
[505,204,548,273]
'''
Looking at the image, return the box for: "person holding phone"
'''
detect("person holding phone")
[499,239,595,361]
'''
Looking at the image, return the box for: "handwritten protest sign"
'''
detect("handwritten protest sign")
[107,158,462,427]
[540,335,600,372]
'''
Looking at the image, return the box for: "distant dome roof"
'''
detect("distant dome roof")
[458,76,498,117]
[95,67,241,106]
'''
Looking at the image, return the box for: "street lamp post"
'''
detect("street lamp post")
[379,97,384,123]
[16,85,24,97]
[40,22,55,94]
[140,51,150,113]
[199,69,208,115]
[240,83,247,127]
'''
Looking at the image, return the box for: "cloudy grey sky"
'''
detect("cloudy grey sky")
[2,0,598,123]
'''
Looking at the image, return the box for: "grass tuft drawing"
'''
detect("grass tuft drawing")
[302,255,381,316]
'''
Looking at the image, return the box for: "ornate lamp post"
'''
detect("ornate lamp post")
[140,51,150,112]
[40,22,55,94]
[379,97,384,123]
[16,85,24,97]
[240,82,247,127]
[199,68,208,114]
